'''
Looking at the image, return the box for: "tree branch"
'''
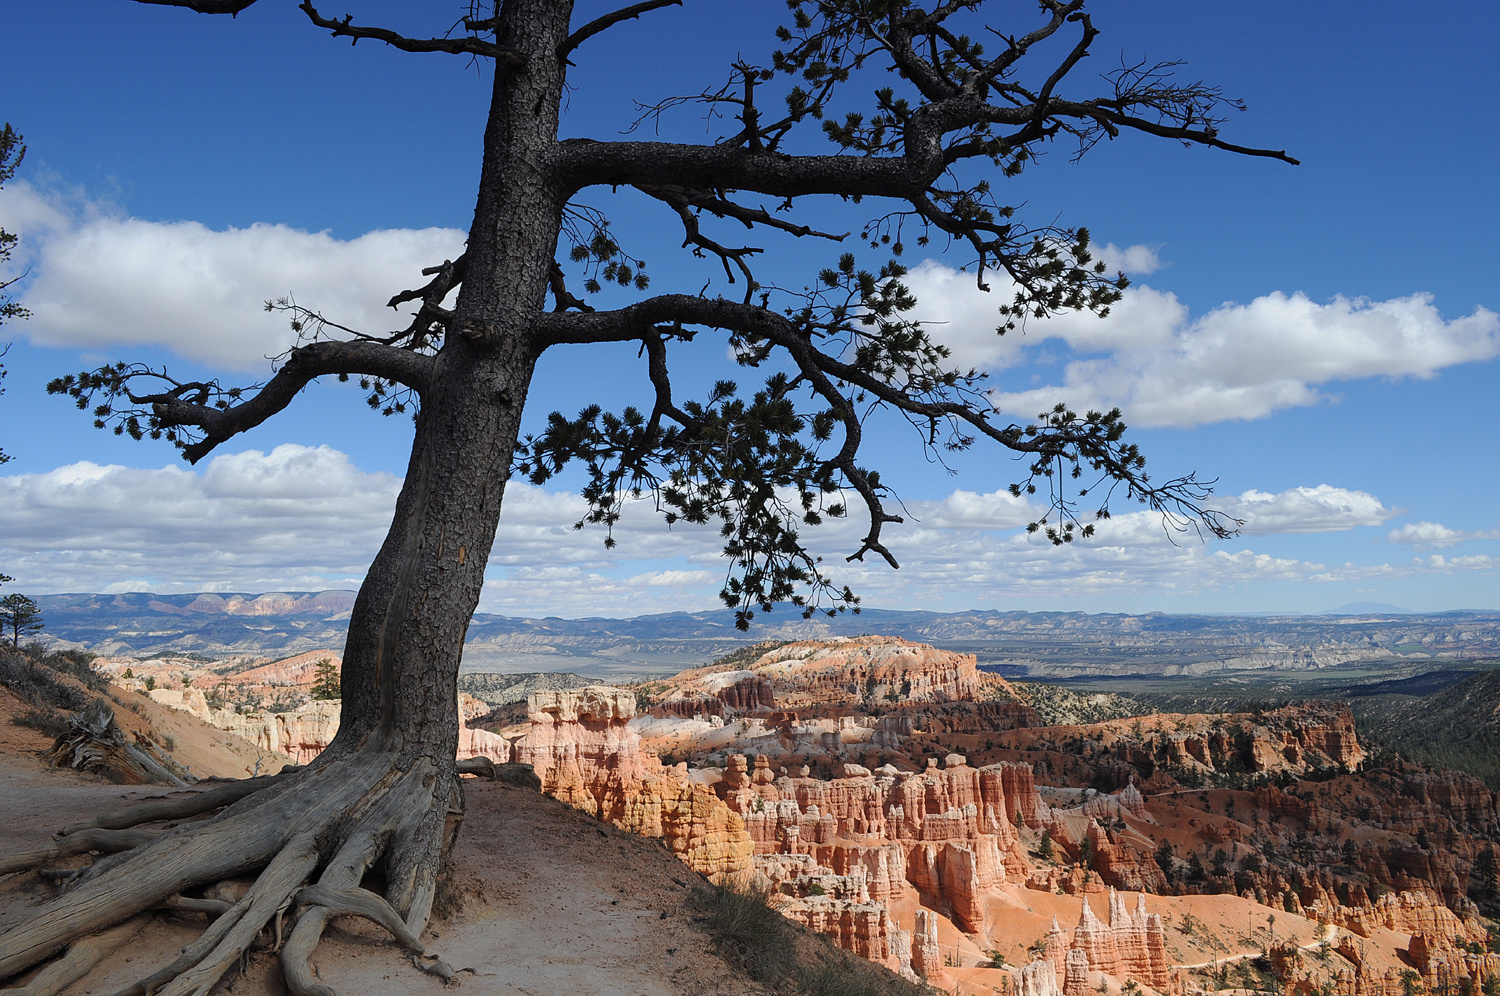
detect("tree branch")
[548,262,594,313]
[559,140,933,200]
[49,340,432,464]
[133,0,260,13]
[297,3,523,65]
[635,183,847,241]
[535,293,1236,545]
[561,0,683,58]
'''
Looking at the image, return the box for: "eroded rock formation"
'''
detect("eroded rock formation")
[509,686,755,879]
[203,699,340,765]
[654,636,1016,712]
[147,686,506,765]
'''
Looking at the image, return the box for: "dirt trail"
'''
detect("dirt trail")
[0,754,770,996]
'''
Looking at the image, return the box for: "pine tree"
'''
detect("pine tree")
[309,658,341,701]
[4,3,1297,990]
[1472,846,1498,915]
[0,593,42,648]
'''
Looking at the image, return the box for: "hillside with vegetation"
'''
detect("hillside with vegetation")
[1351,669,1500,789]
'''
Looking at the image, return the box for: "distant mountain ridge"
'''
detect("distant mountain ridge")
[30,590,1500,679]
[1322,601,1415,615]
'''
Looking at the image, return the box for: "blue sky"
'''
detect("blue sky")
[1,1,1497,617]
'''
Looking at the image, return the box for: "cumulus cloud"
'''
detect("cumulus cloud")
[1387,520,1498,549]
[0,182,464,371]
[1096,242,1164,276]
[0,444,727,612]
[1,446,1480,615]
[1389,521,1464,548]
[0,445,401,591]
[1215,485,1396,535]
[899,261,1500,427]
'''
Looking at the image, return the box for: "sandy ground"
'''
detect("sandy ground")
[0,757,773,996]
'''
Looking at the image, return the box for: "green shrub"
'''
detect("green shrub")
[11,706,70,738]
[24,643,106,691]
[0,650,91,711]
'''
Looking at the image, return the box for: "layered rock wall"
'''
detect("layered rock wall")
[204,699,340,765]
[511,687,755,879]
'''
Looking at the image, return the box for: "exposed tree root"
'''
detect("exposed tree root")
[296,886,458,980]
[151,834,318,996]
[154,895,234,917]
[0,750,457,996]
[455,756,540,790]
[0,830,159,876]
[58,774,288,836]
[2,916,147,996]
[453,756,494,778]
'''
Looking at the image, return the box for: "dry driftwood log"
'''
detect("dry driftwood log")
[42,699,192,787]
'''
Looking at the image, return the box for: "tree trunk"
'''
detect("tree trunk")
[321,0,574,912]
[0,3,577,988]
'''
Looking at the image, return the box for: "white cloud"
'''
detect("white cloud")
[908,489,1035,530]
[1419,554,1499,571]
[1215,485,1396,535]
[1389,521,1463,548]
[1387,520,1498,549]
[0,444,727,610]
[900,261,1500,427]
[0,445,401,591]
[1,446,1481,616]
[1096,242,1164,276]
[0,181,464,371]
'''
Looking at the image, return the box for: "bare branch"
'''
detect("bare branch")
[548,262,594,313]
[561,0,683,58]
[297,2,523,65]
[637,184,761,302]
[974,0,1084,86]
[132,0,259,14]
[636,183,846,241]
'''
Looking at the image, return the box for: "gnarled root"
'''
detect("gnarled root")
[454,755,494,778]
[57,773,288,836]
[0,749,458,996]
[0,830,159,876]
[3,916,147,996]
